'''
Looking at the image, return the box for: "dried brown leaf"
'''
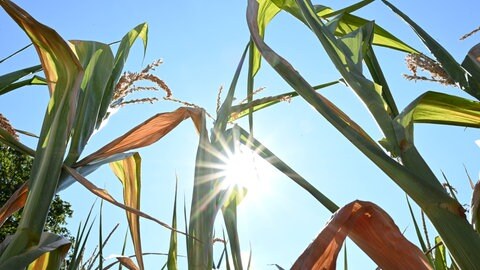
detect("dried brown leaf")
[0,182,28,227]
[75,107,204,166]
[292,200,432,270]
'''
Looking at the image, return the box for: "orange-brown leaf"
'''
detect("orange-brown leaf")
[75,107,204,167]
[116,256,140,270]
[0,182,28,226]
[292,200,432,270]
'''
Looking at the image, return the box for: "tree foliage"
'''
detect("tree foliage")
[0,145,73,242]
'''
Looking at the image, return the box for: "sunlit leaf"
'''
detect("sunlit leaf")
[0,233,71,270]
[116,256,140,270]
[76,107,204,166]
[96,23,149,129]
[433,236,447,270]
[65,40,115,164]
[0,0,83,259]
[382,0,480,100]
[167,177,179,270]
[110,153,144,270]
[229,81,339,121]
[234,126,338,213]
[291,200,432,270]
[395,91,480,143]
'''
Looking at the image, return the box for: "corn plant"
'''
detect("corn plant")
[243,0,480,268]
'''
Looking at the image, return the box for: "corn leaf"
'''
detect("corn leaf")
[96,23,148,129]
[0,127,35,157]
[433,236,447,270]
[382,0,480,100]
[229,81,339,121]
[472,181,480,233]
[167,177,178,270]
[291,200,432,270]
[26,238,70,270]
[65,40,115,164]
[116,256,140,270]
[76,107,204,166]
[0,232,71,270]
[188,110,220,269]
[67,202,96,270]
[0,65,45,95]
[0,182,28,227]
[0,75,46,96]
[247,2,480,268]
[234,126,338,213]
[0,0,84,260]
[395,91,480,143]
[221,185,247,270]
[214,44,249,137]
[64,165,187,237]
[110,153,144,270]
[461,43,480,85]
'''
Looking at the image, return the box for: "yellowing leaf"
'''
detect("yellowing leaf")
[292,200,431,270]
[116,256,140,270]
[109,153,144,270]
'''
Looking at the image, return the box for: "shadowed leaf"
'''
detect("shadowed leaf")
[0,65,44,95]
[0,233,71,270]
[0,0,83,259]
[26,238,70,270]
[292,200,431,270]
[472,181,480,233]
[0,182,28,227]
[110,153,144,270]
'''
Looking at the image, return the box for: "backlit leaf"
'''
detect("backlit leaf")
[110,153,144,270]
[76,107,204,166]
[292,200,432,270]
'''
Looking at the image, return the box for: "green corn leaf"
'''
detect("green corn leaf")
[461,43,480,84]
[0,65,44,95]
[110,153,144,270]
[434,236,447,270]
[167,177,179,270]
[0,127,35,157]
[0,0,84,261]
[0,75,46,96]
[68,202,96,270]
[321,0,373,18]
[472,181,480,233]
[247,2,480,268]
[234,126,338,213]
[382,0,480,100]
[188,109,227,269]
[395,91,480,143]
[406,196,429,254]
[96,23,148,129]
[65,40,114,164]
[229,81,339,121]
[221,127,246,270]
[214,44,249,138]
[0,232,71,270]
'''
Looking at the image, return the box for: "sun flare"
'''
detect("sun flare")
[220,145,266,194]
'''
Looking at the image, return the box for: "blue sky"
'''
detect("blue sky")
[1,0,480,268]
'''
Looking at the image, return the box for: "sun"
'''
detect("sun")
[220,145,268,195]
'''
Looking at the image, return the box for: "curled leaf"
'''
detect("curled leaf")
[292,200,431,270]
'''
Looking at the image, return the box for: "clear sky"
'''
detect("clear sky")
[1,0,479,269]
